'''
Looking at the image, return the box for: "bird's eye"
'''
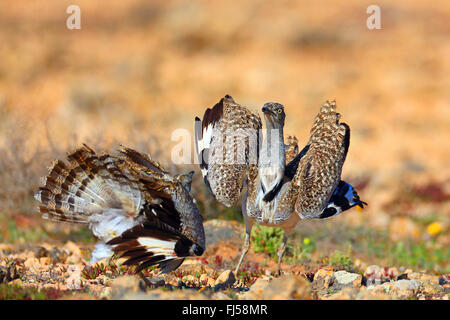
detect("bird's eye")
[277,109,282,114]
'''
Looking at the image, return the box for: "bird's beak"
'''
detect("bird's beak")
[262,106,275,118]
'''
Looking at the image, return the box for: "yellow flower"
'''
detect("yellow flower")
[427,222,442,236]
[303,238,311,245]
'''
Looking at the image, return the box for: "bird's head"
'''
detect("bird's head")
[262,102,285,128]
[175,171,194,193]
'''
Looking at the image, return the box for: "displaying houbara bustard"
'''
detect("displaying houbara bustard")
[195,95,366,275]
[34,145,205,280]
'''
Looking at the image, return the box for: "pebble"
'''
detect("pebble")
[206,277,215,287]
[332,271,362,290]
[24,257,40,270]
[147,276,165,286]
[366,279,421,299]
[199,273,208,284]
[248,274,311,300]
[65,265,83,290]
[64,241,82,257]
[312,269,334,294]
[214,270,236,289]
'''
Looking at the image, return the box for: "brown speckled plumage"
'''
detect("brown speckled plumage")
[293,100,349,218]
[285,135,299,164]
[196,95,262,207]
[35,145,205,273]
[196,97,362,274]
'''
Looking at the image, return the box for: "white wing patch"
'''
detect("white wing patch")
[137,237,177,256]
[88,208,142,242]
[196,122,214,179]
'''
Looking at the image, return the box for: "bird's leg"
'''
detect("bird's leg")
[234,231,251,274]
[275,232,288,277]
[234,191,253,275]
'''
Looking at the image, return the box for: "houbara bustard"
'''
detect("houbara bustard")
[35,145,205,279]
[195,95,366,275]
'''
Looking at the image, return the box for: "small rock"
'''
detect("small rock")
[407,272,441,296]
[393,279,421,291]
[147,276,165,286]
[24,257,40,269]
[33,246,50,259]
[206,277,215,287]
[312,269,334,295]
[49,247,70,263]
[332,271,362,290]
[372,279,421,299]
[66,265,83,290]
[214,270,236,289]
[39,257,51,265]
[64,241,82,257]
[392,279,421,298]
[258,274,312,300]
[408,272,440,286]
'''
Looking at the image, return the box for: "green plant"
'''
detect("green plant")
[251,224,286,259]
[82,263,107,280]
[328,249,354,271]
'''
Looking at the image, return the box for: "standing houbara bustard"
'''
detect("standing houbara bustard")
[195,95,366,275]
[34,145,205,279]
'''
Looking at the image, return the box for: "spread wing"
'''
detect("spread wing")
[291,100,350,219]
[109,147,205,273]
[194,94,262,207]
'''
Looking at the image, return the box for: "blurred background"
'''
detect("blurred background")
[0,0,448,273]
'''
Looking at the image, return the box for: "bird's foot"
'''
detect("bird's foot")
[274,268,283,277]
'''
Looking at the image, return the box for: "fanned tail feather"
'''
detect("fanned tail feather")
[34,145,142,223]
